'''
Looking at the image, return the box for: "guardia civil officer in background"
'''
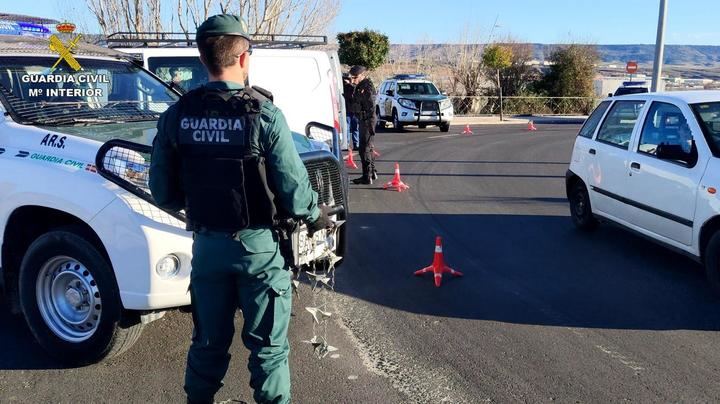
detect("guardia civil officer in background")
[342,73,359,150]
[149,14,333,404]
[349,65,377,184]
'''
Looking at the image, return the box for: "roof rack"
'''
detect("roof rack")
[105,32,327,49]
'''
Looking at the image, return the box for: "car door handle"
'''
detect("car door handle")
[630,162,641,170]
[589,148,596,155]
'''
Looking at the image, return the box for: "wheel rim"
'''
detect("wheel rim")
[36,256,102,342]
[573,190,587,218]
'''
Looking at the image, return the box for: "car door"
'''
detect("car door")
[624,101,707,245]
[376,81,386,117]
[588,99,646,222]
[384,81,395,117]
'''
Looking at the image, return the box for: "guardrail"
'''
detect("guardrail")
[449,96,601,116]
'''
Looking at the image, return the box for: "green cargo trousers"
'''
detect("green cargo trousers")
[184,228,292,404]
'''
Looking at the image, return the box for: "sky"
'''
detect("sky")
[1,0,719,45]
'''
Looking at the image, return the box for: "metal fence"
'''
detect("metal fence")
[449,96,601,116]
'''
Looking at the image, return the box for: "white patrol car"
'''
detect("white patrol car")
[0,34,346,365]
[375,74,453,132]
[566,91,720,293]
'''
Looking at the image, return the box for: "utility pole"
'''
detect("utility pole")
[651,0,668,92]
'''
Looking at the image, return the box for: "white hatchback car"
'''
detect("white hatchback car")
[566,91,720,292]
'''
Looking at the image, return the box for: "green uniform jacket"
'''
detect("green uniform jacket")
[149,80,320,239]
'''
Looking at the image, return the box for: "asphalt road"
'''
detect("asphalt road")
[2,123,720,403]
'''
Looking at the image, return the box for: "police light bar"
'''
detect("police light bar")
[393,74,427,80]
[622,81,647,87]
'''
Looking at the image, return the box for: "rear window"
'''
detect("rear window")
[692,102,720,157]
[578,100,610,138]
[148,56,207,93]
[596,100,646,149]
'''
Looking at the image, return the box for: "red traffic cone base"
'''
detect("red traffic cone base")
[527,120,537,131]
[345,149,358,169]
[414,236,463,287]
[462,124,473,135]
[384,163,410,192]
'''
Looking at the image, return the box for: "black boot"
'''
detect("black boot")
[352,176,372,185]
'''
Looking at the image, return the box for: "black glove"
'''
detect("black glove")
[307,204,334,236]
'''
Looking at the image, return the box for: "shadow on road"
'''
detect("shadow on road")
[337,213,720,331]
[0,291,66,370]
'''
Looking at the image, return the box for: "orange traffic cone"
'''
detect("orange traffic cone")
[414,236,463,287]
[527,120,537,131]
[372,148,381,157]
[383,163,410,192]
[345,149,358,169]
[462,124,473,135]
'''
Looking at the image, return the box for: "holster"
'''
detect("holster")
[274,218,298,269]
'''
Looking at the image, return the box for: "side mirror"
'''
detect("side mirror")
[608,93,613,97]
[656,141,697,166]
[385,90,394,97]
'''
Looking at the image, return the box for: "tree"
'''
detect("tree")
[86,0,164,34]
[497,40,541,97]
[542,44,599,98]
[337,29,390,70]
[482,44,512,120]
[86,0,340,37]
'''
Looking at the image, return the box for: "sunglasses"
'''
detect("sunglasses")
[234,46,253,59]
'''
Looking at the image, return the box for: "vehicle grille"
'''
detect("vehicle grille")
[420,101,439,113]
[304,156,345,208]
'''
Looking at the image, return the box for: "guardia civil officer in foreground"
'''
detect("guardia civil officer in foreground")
[349,65,377,184]
[149,14,333,404]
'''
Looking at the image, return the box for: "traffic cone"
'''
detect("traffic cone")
[527,120,537,131]
[414,236,463,287]
[345,149,358,169]
[372,148,381,157]
[383,163,410,192]
[462,124,473,135]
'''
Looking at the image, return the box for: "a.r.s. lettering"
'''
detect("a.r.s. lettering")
[40,133,66,149]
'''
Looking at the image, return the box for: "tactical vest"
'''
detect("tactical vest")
[174,86,277,232]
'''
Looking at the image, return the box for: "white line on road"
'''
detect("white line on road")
[428,134,460,139]
[595,344,645,372]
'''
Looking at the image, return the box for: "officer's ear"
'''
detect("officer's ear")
[238,51,250,69]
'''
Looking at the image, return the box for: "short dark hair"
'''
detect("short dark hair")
[197,35,250,76]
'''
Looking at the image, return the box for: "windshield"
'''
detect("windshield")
[692,102,720,157]
[0,56,179,126]
[396,82,440,96]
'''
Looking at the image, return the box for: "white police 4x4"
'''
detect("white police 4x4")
[375,74,453,132]
[0,35,346,365]
[566,91,720,293]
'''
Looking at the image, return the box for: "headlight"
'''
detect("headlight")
[440,98,453,110]
[156,254,180,279]
[398,98,417,110]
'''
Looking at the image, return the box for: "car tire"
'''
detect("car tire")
[19,229,144,366]
[569,181,598,231]
[704,231,720,295]
[419,124,427,129]
[392,109,404,132]
[440,122,450,132]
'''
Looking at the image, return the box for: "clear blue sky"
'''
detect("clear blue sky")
[2,0,719,45]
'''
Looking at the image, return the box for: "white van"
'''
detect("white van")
[108,33,349,153]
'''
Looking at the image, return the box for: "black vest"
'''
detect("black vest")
[175,86,277,232]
